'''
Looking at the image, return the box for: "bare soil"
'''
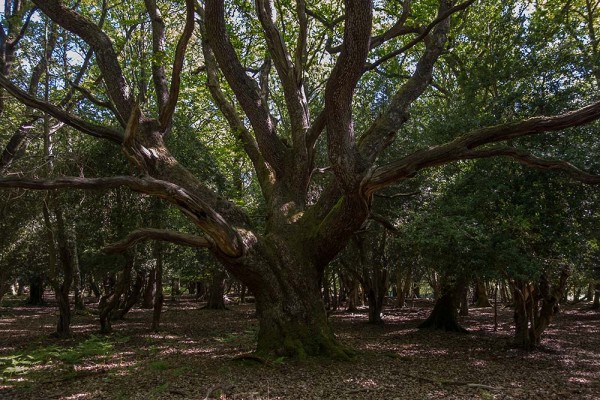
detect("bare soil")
[0,296,598,399]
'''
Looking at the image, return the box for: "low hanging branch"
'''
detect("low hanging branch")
[103,228,213,253]
[0,175,244,257]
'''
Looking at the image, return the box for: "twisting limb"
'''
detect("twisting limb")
[328,0,415,54]
[367,100,600,192]
[359,0,454,163]
[196,8,270,192]
[103,228,213,253]
[365,0,476,72]
[159,0,195,132]
[0,74,123,143]
[369,213,399,233]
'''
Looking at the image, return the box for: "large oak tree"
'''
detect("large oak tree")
[1,0,599,357]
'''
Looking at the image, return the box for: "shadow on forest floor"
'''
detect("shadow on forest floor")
[0,296,598,399]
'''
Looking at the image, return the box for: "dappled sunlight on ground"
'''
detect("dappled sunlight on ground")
[0,297,598,399]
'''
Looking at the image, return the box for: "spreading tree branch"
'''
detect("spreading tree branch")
[144,0,169,114]
[0,74,123,143]
[367,100,600,191]
[103,228,213,253]
[255,0,310,158]
[359,0,454,163]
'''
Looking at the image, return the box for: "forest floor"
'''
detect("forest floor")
[0,296,598,400]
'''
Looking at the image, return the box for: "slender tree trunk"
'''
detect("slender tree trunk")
[204,268,226,310]
[0,280,9,304]
[397,265,412,308]
[71,228,85,311]
[585,283,594,301]
[592,283,600,310]
[346,277,359,312]
[240,283,246,303]
[141,268,156,308]
[151,243,164,332]
[171,277,181,298]
[88,276,101,299]
[459,284,469,316]
[52,204,75,338]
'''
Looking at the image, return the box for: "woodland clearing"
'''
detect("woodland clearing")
[0,297,598,399]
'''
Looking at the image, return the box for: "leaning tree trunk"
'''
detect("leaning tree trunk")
[116,268,144,319]
[419,278,468,333]
[204,268,226,310]
[99,256,132,333]
[141,267,156,308]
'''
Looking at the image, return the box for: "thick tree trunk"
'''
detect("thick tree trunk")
[253,277,349,359]
[204,268,227,310]
[419,280,467,333]
[473,278,492,307]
